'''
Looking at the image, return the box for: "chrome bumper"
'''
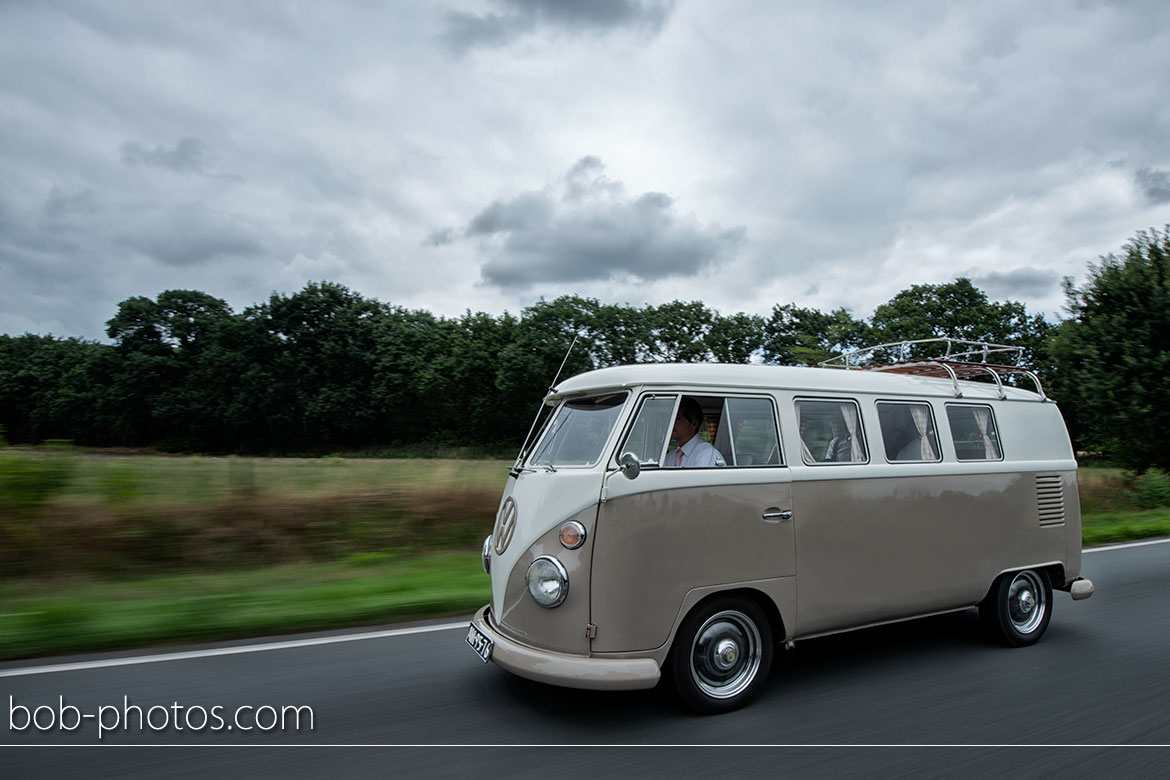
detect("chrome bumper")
[471,605,660,691]
[1070,577,1094,600]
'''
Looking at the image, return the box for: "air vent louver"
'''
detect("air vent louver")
[1036,475,1065,527]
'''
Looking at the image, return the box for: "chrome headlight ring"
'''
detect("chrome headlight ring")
[526,555,569,608]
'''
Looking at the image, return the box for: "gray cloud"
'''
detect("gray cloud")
[456,157,745,287]
[121,137,209,175]
[117,204,264,267]
[43,186,99,220]
[1136,168,1170,204]
[424,227,457,247]
[968,268,1061,301]
[3,2,1170,339]
[442,0,671,53]
[467,191,556,235]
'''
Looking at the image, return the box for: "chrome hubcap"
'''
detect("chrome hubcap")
[690,610,762,700]
[1007,571,1046,634]
[713,639,739,670]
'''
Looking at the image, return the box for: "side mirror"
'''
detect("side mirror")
[618,452,641,480]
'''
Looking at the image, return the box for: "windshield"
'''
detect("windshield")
[527,392,628,468]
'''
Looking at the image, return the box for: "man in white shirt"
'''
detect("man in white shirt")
[666,396,725,468]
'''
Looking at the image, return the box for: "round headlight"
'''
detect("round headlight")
[481,535,492,574]
[559,521,586,549]
[526,556,569,608]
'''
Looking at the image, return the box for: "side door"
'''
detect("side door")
[590,393,794,653]
[790,396,991,635]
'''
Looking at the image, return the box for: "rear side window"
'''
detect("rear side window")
[796,399,868,464]
[877,401,941,462]
[946,404,1003,461]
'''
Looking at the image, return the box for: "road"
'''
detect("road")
[3,540,1169,778]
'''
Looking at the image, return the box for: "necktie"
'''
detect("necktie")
[675,449,683,467]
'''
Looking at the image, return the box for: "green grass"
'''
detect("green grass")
[0,551,488,660]
[1082,508,1170,547]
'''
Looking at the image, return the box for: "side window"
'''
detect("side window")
[618,394,783,469]
[877,401,941,463]
[946,404,1003,461]
[795,399,868,464]
[620,395,678,467]
[713,397,783,467]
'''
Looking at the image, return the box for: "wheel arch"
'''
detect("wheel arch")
[665,586,787,661]
[980,561,1064,603]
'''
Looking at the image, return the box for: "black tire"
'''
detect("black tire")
[979,568,1053,647]
[670,596,773,714]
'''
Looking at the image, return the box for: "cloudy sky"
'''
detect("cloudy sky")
[2,0,1168,340]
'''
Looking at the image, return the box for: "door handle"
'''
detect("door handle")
[762,509,793,522]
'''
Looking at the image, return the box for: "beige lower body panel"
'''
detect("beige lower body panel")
[472,606,660,691]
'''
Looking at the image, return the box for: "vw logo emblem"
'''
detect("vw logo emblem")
[494,497,517,555]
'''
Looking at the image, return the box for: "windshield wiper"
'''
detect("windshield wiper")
[509,463,556,477]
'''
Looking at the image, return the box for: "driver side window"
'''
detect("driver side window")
[617,394,782,469]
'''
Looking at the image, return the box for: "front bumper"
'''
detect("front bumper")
[471,605,660,691]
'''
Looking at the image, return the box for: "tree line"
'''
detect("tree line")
[1,227,1167,470]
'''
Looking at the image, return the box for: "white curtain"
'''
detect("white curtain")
[796,403,814,463]
[841,404,864,462]
[909,406,937,460]
[973,407,998,459]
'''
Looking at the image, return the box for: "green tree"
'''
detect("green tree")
[646,301,714,362]
[867,278,1052,366]
[762,305,868,366]
[706,312,765,363]
[591,302,653,365]
[371,307,449,444]
[254,282,388,448]
[0,335,114,444]
[1051,226,1170,469]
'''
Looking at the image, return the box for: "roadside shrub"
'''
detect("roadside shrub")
[1131,469,1170,510]
[0,449,76,517]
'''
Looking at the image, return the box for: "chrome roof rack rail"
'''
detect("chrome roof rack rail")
[818,337,1047,401]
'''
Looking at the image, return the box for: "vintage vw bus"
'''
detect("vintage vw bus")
[465,340,1094,712]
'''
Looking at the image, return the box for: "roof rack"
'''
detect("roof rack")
[818,337,1047,401]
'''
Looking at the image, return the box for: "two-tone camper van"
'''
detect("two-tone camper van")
[465,340,1094,713]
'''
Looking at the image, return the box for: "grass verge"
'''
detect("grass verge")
[1082,508,1170,547]
[0,551,488,661]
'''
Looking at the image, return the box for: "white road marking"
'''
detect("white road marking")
[1084,537,1170,554]
[0,621,469,678]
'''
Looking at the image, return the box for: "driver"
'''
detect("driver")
[666,396,725,468]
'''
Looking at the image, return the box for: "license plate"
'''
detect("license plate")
[466,623,493,663]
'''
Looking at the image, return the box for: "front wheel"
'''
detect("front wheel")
[980,568,1053,647]
[670,597,773,714]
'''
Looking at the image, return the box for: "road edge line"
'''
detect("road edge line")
[0,621,469,678]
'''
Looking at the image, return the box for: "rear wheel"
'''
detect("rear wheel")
[980,568,1052,647]
[670,596,773,714]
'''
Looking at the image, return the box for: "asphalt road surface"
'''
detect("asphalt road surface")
[3,540,1169,778]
